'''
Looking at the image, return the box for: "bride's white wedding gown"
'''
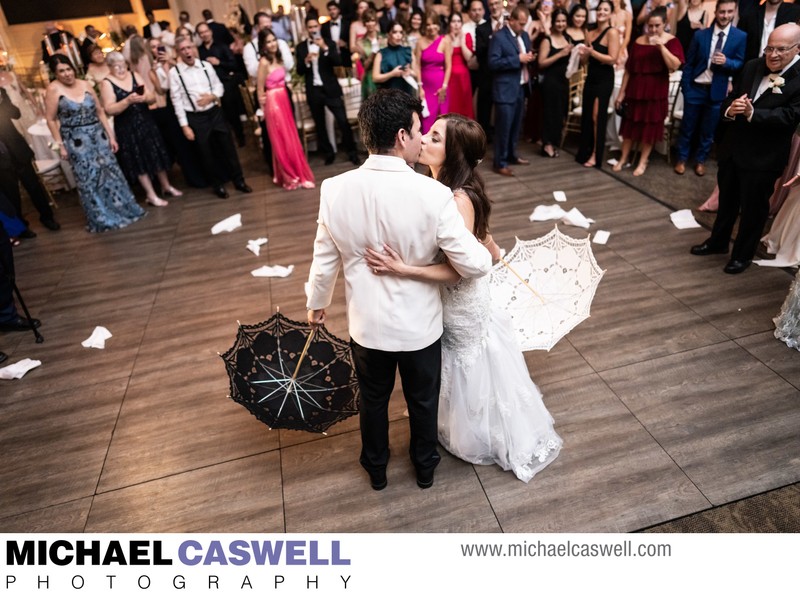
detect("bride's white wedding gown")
[438,274,562,483]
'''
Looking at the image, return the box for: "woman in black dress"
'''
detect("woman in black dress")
[100,51,180,206]
[539,8,573,158]
[575,0,620,168]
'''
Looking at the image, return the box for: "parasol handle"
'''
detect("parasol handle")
[290,327,317,383]
[498,258,545,304]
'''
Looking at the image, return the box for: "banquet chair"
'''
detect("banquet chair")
[33,159,68,209]
[662,73,684,164]
[293,91,317,155]
[560,68,586,148]
[238,85,260,135]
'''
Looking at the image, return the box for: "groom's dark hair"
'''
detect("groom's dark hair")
[358,90,423,154]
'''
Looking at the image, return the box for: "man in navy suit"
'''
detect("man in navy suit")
[691,24,800,274]
[674,0,745,177]
[488,6,534,176]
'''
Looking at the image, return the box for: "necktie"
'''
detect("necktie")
[713,30,724,54]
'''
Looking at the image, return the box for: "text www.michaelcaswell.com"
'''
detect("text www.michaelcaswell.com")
[461,540,672,559]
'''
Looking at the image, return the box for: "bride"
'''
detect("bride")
[365,114,562,482]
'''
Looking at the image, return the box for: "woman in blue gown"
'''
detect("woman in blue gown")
[44,55,145,233]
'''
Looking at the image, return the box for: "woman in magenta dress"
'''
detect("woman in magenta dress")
[256,29,315,190]
[447,12,474,119]
[613,7,683,176]
[415,11,452,133]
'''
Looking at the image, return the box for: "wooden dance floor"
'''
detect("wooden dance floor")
[2,142,798,533]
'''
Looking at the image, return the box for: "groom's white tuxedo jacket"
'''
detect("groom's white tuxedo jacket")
[307,154,492,352]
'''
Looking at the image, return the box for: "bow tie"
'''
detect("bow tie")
[331,22,339,27]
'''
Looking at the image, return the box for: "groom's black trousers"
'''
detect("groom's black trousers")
[350,338,442,475]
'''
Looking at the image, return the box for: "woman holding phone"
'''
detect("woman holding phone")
[100,51,180,206]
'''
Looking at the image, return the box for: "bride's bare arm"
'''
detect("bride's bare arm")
[365,244,461,283]
[364,190,497,282]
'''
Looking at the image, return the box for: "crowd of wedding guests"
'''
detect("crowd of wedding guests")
[2,0,800,277]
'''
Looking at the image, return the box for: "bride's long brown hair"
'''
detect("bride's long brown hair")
[434,114,492,240]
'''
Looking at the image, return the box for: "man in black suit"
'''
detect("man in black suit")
[0,87,59,233]
[80,24,102,64]
[201,9,235,46]
[471,0,493,139]
[197,22,247,147]
[321,1,352,69]
[143,11,170,40]
[296,16,361,165]
[378,0,399,33]
[691,24,800,274]
[737,0,800,62]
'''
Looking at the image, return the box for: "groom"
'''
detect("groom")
[306,90,492,491]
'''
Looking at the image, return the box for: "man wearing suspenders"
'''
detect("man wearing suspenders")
[170,35,253,199]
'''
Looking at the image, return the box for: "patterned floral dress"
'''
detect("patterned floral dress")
[57,92,145,232]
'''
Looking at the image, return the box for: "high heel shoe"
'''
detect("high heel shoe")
[583,153,596,167]
[146,196,169,207]
[541,145,556,158]
[612,160,628,172]
[164,186,183,197]
[633,161,648,177]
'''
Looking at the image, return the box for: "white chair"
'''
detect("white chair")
[33,159,69,208]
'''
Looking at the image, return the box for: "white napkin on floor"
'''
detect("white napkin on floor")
[593,230,610,244]
[561,207,595,229]
[553,190,567,202]
[82,326,112,349]
[246,237,269,256]
[0,358,42,380]
[529,204,567,222]
[251,264,294,277]
[670,209,702,229]
[211,214,242,235]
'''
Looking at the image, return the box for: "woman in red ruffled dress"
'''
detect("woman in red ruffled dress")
[447,11,475,119]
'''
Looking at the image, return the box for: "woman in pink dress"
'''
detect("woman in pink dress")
[447,11,474,119]
[415,11,452,133]
[256,30,314,190]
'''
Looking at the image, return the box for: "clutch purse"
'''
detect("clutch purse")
[615,100,628,118]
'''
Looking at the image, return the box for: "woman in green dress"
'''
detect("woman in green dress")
[354,10,384,99]
[372,21,417,95]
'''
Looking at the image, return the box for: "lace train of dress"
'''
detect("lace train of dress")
[439,275,562,483]
[263,67,315,190]
[774,269,800,351]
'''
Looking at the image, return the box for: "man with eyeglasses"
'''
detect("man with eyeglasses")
[691,23,800,274]
[737,0,800,62]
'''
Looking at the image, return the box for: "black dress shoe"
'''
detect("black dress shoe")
[41,219,61,231]
[19,228,37,239]
[324,154,336,165]
[723,259,751,274]
[366,468,387,491]
[690,242,728,256]
[0,352,7,364]
[348,152,362,166]
[234,182,253,193]
[0,315,41,332]
[213,186,229,199]
[416,467,434,489]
